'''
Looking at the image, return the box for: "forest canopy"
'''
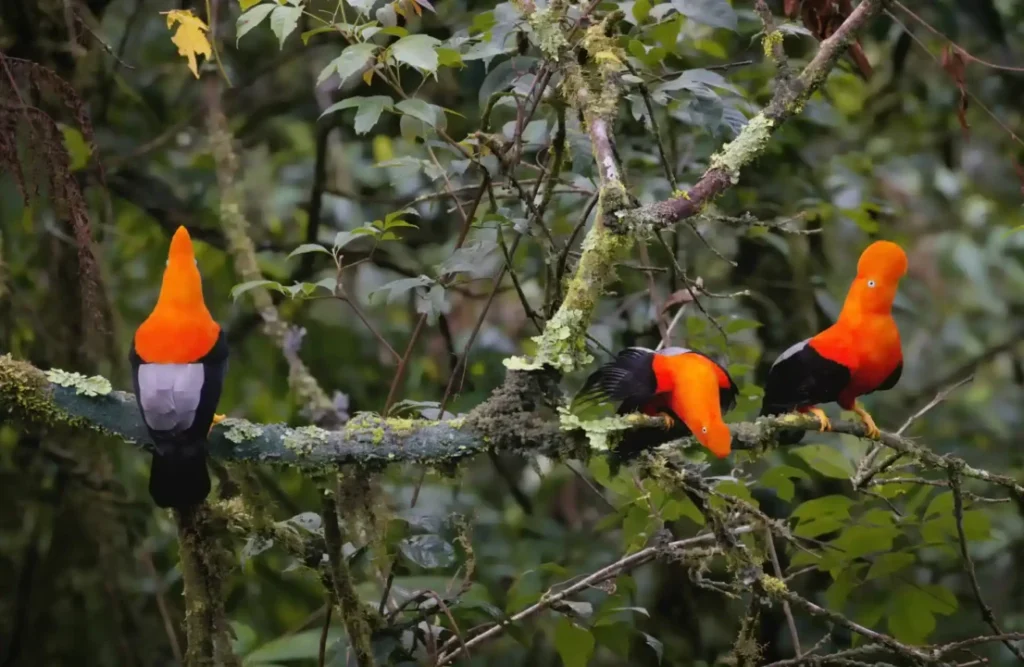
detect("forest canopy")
[1,0,1024,666]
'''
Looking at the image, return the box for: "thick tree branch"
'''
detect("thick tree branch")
[6,354,1023,506]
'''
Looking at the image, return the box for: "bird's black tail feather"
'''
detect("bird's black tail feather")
[149,447,211,509]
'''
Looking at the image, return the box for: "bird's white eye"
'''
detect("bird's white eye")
[867,279,877,288]
[701,427,708,434]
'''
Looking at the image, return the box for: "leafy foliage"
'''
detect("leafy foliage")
[2,0,1024,665]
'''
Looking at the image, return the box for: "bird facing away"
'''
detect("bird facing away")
[576,346,739,458]
[130,226,228,509]
[759,240,908,443]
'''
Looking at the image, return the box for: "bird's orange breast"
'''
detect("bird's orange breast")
[811,315,901,402]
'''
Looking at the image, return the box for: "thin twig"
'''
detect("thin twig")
[949,472,1024,662]
[434,525,756,664]
[764,527,802,657]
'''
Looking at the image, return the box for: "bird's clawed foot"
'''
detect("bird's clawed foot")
[209,413,227,435]
[657,412,676,430]
[808,407,832,432]
[852,403,881,439]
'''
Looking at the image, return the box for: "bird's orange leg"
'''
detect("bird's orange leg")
[852,402,881,439]
[807,407,832,432]
[209,413,227,435]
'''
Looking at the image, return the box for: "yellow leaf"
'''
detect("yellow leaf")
[363,67,375,86]
[163,9,212,78]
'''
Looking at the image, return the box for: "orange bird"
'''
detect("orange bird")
[760,240,908,442]
[130,226,228,508]
[576,347,738,458]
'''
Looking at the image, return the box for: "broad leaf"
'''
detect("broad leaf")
[318,43,378,86]
[398,534,455,569]
[554,618,595,667]
[269,4,302,48]
[670,0,737,31]
[390,34,441,72]
[286,243,330,259]
[395,98,444,128]
[369,275,434,303]
[236,4,276,43]
[231,280,283,301]
[792,444,855,479]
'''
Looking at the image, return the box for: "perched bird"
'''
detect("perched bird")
[130,226,228,509]
[575,346,739,458]
[760,240,908,443]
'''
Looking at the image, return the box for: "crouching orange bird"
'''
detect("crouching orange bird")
[576,347,739,458]
[130,226,228,509]
[760,240,908,443]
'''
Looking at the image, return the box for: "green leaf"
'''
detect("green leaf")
[831,524,899,561]
[236,4,275,43]
[269,4,302,48]
[59,125,91,171]
[887,584,953,645]
[318,43,378,86]
[724,317,761,334]
[380,26,409,37]
[642,632,663,664]
[924,491,952,519]
[622,505,652,552]
[369,275,434,303]
[554,618,595,667]
[243,629,343,664]
[286,243,330,259]
[758,465,809,502]
[866,552,916,580]
[332,231,362,252]
[437,47,464,68]
[661,494,705,525]
[792,495,854,538]
[395,98,444,128]
[300,25,334,44]
[398,534,455,569]
[389,34,441,72]
[436,240,497,277]
[353,96,392,134]
[631,0,651,23]
[824,562,865,608]
[231,280,283,301]
[792,444,855,479]
[238,0,262,10]
[669,0,737,31]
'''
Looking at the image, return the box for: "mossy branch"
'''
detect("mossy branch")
[617,0,885,231]
[10,354,1022,503]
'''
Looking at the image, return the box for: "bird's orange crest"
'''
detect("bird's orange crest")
[857,240,908,281]
[134,226,220,363]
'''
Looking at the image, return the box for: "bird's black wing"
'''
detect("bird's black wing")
[575,347,659,414]
[759,338,851,416]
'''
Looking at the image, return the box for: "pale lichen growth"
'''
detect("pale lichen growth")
[223,420,264,444]
[558,408,664,451]
[759,574,789,596]
[529,6,569,61]
[708,113,776,183]
[283,425,330,455]
[762,30,784,61]
[46,368,112,397]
